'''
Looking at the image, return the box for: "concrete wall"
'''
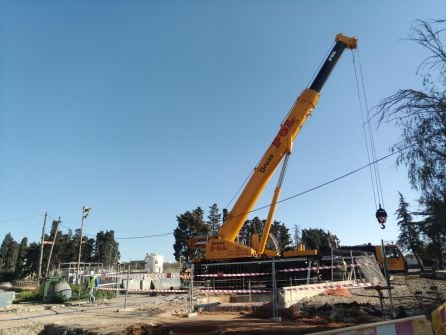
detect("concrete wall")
[279,280,361,308]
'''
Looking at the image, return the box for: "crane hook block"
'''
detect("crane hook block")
[375,207,387,229]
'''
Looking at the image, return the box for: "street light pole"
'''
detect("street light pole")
[77,206,91,277]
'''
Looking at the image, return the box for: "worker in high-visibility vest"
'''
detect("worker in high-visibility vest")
[87,271,98,304]
[339,257,348,280]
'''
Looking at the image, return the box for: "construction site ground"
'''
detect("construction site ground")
[0,272,445,335]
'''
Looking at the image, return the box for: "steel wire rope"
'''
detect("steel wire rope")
[352,51,379,209]
[353,49,386,209]
[224,169,255,210]
[358,49,386,208]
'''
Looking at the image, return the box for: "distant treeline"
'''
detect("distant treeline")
[0,220,119,281]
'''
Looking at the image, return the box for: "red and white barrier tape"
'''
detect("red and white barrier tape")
[97,280,373,295]
[197,281,373,295]
[104,273,183,279]
[195,272,270,278]
[279,262,374,273]
[194,262,375,278]
[97,287,188,293]
[281,281,373,292]
[198,289,270,294]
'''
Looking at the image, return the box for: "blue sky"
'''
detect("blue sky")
[1,1,445,262]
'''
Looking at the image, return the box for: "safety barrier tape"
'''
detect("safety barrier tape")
[97,287,188,293]
[198,289,270,294]
[104,273,183,279]
[279,262,374,273]
[280,281,372,292]
[97,280,374,295]
[195,272,270,278]
[93,262,376,281]
[193,262,375,278]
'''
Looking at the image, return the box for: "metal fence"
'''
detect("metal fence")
[95,250,385,319]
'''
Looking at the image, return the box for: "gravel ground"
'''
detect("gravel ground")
[1,273,445,334]
[296,273,446,319]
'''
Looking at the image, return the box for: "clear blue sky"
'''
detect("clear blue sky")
[1,1,444,262]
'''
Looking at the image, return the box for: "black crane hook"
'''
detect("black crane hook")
[375,206,387,229]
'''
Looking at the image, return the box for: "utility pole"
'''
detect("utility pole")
[46,217,61,276]
[77,207,91,277]
[38,211,48,281]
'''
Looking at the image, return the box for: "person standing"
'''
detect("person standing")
[339,257,348,280]
[88,271,98,304]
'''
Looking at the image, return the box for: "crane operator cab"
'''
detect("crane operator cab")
[375,207,388,229]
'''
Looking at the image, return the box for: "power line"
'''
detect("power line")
[116,232,172,240]
[233,142,417,218]
[0,215,43,223]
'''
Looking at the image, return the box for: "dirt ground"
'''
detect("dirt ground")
[0,273,444,335]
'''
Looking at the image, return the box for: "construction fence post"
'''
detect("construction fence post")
[124,263,130,309]
[188,264,194,314]
[115,268,120,298]
[271,258,280,322]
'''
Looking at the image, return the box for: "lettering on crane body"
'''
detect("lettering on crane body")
[209,240,228,252]
[260,154,274,173]
[328,50,337,62]
[272,117,296,148]
[228,249,252,257]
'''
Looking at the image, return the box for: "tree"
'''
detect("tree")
[95,231,120,268]
[50,229,76,272]
[25,242,40,277]
[270,221,293,252]
[207,203,221,236]
[302,228,340,254]
[239,218,292,252]
[82,238,96,263]
[15,237,28,278]
[376,19,446,198]
[239,217,264,246]
[417,195,446,269]
[173,207,208,262]
[395,192,424,269]
[0,233,18,273]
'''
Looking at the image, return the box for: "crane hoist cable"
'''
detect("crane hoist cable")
[352,49,388,229]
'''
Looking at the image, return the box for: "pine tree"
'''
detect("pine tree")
[173,207,208,262]
[395,192,424,269]
[270,221,292,252]
[418,195,446,269]
[0,233,19,273]
[15,237,28,278]
[95,231,120,268]
[302,228,339,254]
[207,203,221,236]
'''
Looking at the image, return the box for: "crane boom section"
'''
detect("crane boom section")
[218,89,319,241]
[218,34,357,243]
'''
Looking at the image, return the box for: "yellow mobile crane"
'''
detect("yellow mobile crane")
[190,33,358,262]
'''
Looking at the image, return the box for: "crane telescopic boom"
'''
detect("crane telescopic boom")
[191,33,358,261]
